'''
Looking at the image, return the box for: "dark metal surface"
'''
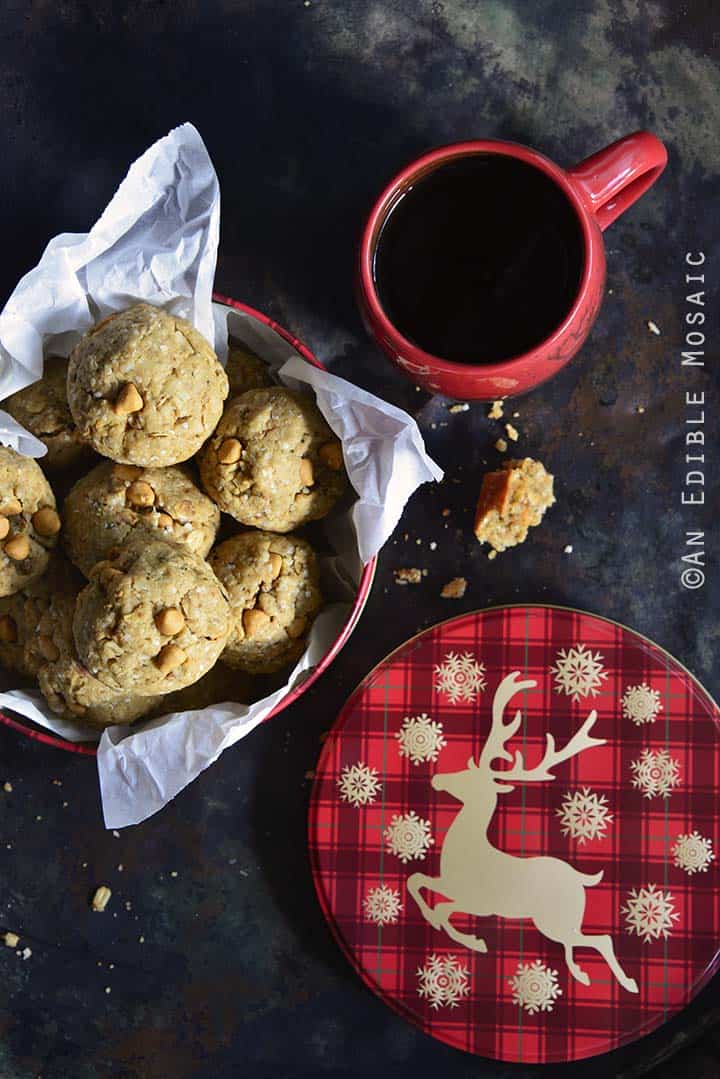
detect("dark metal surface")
[0,2,718,1077]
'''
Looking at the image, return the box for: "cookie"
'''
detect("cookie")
[159,662,252,714]
[199,387,346,531]
[226,343,273,396]
[0,555,80,676]
[209,530,322,674]
[63,460,221,577]
[0,446,61,598]
[31,591,160,729]
[67,303,229,466]
[3,356,90,472]
[473,458,555,554]
[73,536,231,696]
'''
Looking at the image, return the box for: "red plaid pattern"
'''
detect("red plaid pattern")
[309,606,720,1063]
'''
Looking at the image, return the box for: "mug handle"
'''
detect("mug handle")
[567,131,667,232]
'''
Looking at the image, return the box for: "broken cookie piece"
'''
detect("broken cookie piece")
[473,458,555,554]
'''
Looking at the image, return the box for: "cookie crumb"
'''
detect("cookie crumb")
[394,568,423,585]
[170,871,178,878]
[647,320,661,335]
[487,550,497,560]
[505,423,519,442]
[441,577,467,599]
[563,544,573,554]
[105,986,112,994]
[429,541,437,551]
[91,886,112,913]
[112,830,120,838]
[21,947,32,961]
[448,402,469,413]
[3,932,19,948]
[441,508,451,517]
[636,405,645,414]
[3,782,12,793]
[487,400,504,420]
[474,458,555,553]
[495,438,508,453]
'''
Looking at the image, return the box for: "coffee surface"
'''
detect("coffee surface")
[373,154,585,364]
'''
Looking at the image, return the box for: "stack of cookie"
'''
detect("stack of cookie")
[0,303,347,731]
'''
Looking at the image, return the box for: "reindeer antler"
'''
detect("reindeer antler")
[477,672,538,770]
[494,708,605,782]
[476,671,606,782]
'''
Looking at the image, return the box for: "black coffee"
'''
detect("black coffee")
[373,154,584,364]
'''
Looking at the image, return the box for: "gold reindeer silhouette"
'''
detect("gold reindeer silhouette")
[408,671,638,994]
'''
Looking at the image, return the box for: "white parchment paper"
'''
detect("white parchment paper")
[0,123,442,828]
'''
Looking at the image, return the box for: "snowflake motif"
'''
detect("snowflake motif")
[337,762,381,807]
[509,960,562,1015]
[631,749,681,799]
[672,831,715,875]
[384,811,434,863]
[622,682,663,726]
[416,953,470,1009]
[396,713,447,765]
[433,651,486,704]
[556,787,614,844]
[363,885,403,925]
[622,883,680,942]
[551,643,608,701]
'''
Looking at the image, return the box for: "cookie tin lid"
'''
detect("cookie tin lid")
[308,605,720,1063]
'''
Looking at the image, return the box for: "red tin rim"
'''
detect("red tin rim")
[359,139,597,377]
[0,293,377,756]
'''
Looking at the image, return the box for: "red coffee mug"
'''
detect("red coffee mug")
[358,132,667,400]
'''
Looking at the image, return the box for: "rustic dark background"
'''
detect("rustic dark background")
[1,1,718,1077]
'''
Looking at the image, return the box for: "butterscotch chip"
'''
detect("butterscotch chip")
[91,886,112,912]
[199,387,346,532]
[154,607,185,636]
[126,481,155,508]
[68,303,228,466]
[64,461,220,577]
[0,499,22,517]
[112,382,144,415]
[0,517,9,541]
[318,442,343,471]
[441,577,467,599]
[474,458,555,554]
[299,458,314,487]
[4,535,30,561]
[242,607,271,637]
[210,530,322,674]
[0,615,18,643]
[153,642,187,675]
[74,536,230,695]
[218,438,242,465]
[31,507,61,537]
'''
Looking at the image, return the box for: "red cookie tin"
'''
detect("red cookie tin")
[309,605,720,1063]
